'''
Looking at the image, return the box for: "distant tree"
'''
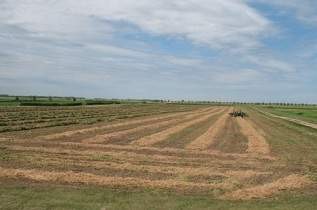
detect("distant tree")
[49,96,53,101]
[73,97,77,102]
[32,96,36,101]
[15,96,19,101]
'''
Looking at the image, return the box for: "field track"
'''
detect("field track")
[255,108,317,130]
[0,105,315,200]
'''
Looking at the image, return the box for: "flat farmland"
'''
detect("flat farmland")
[0,104,316,210]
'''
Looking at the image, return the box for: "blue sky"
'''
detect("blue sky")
[0,0,316,103]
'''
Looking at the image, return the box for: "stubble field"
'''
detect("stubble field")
[0,104,316,209]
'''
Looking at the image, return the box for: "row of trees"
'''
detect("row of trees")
[15,96,78,102]
[5,95,316,106]
[162,100,316,106]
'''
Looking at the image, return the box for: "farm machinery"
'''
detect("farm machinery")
[229,110,247,118]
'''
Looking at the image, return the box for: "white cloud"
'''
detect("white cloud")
[1,0,271,50]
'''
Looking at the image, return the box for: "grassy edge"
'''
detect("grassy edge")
[0,182,316,210]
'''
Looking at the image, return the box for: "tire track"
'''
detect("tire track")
[256,108,317,130]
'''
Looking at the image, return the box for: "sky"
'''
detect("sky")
[0,0,316,103]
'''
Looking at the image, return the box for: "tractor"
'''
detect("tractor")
[229,110,247,118]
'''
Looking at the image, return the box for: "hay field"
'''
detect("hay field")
[0,104,316,209]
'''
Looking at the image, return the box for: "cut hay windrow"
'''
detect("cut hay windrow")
[185,108,232,150]
[82,108,220,144]
[59,142,275,161]
[0,137,10,142]
[0,105,211,133]
[36,107,214,141]
[236,118,270,155]
[3,138,276,162]
[208,116,249,154]
[0,167,233,192]
[15,152,271,180]
[5,145,266,170]
[2,105,313,202]
[14,154,226,179]
[224,174,313,200]
[131,108,226,146]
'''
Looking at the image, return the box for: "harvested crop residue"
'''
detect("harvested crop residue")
[224,174,313,200]
[83,108,217,144]
[1,105,315,201]
[236,118,270,155]
[0,167,230,192]
[185,108,230,150]
[38,108,212,141]
[131,108,225,146]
